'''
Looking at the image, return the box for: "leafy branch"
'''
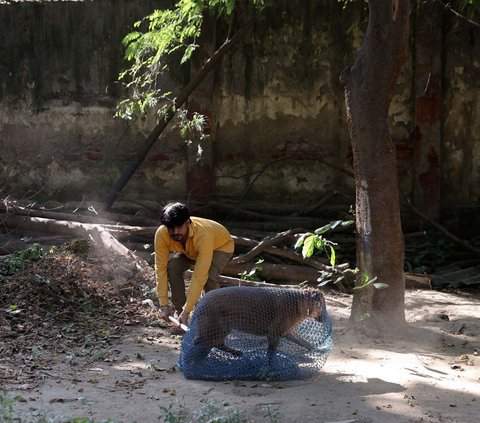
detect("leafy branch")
[106,1,263,208]
[116,0,205,123]
[294,220,354,267]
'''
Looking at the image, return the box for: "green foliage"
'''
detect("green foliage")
[0,392,20,423]
[262,405,279,423]
[239,258,264,281]
[160,398,190,423]
[193,398,247,423]
[294,220,354,267]
[407,231,456,271]
[116,0,204,122]
[116,0,266,143]
[63,238,90,255]
[0,243,44,277]
[159,398,251,423]
[177,108,209,151]
[351,272,388,291]
[0,391,125,423]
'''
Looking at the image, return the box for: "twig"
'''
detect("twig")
[434,0,480,29]
[289,192,338,217]
[402,196,480,257]
[226,157,353,218]
[231,228,306,264]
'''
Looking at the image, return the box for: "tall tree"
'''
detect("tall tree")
[341,0,410,334]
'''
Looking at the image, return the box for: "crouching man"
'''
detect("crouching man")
[154,202,234,332]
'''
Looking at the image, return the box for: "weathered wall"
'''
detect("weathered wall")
[0,0,479,215]
[212,0,414,203]
[442,14,480,205]
[0,0,187,203]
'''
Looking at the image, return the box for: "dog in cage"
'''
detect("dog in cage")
[191,286,326,360]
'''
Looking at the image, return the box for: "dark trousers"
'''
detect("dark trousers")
[167,251,233,313]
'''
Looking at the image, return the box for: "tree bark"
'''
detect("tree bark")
[341,0,410,334]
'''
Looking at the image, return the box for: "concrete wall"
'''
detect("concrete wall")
[0,0,186,203]
[0,0,479,217]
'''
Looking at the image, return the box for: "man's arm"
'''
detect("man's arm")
[154,227,171,306]
[183,234,214,312]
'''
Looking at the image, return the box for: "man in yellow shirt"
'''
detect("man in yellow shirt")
[154,202,234,330]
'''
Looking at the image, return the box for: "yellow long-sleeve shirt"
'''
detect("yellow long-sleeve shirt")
[154,216,234,312]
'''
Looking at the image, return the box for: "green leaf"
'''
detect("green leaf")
[302,235,316,258]
[373,282,389,290]
[122,31,141,46]
[352,275,378,291]
[329,245,336,266]
[315,219,354,235]
[294,233,310,250]
[314,223,334,235]
[317,279,331,287]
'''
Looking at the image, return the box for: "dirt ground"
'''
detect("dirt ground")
[1,245,480,423]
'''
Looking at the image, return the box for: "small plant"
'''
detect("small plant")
[159,398,250,423]
[63,239,90,255]
[262,405,279,423]
[194,398,247,423]
[0,243,44,277]
[239,258,264,282]
[351,271,388,291]
[294,220,354,267]
[0,392,20,423]
[294,219,385,292]
[408,231,455,271]
[160,398,189,423]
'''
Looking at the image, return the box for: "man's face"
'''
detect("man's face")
[167,221,189,243]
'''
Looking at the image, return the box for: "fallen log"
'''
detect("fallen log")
[405,273,431,289]
[223,261,325,285]
[1,210,353,289]
[0,201,159,227]
[224,220,331,232]
[185,270,302,289]
[0,213,150,273]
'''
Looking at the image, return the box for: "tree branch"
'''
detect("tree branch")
[105,20,255,209]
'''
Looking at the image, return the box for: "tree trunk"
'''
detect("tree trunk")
[341,0,410,334]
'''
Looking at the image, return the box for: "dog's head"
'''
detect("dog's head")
[301,289,324,320]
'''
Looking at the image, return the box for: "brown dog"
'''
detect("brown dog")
[192,286,324,359]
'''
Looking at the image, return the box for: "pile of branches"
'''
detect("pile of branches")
[0,236,159,387]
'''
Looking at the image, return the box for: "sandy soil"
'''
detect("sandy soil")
[5,288,480,423]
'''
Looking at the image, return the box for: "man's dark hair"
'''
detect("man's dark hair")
[161,202,190,228]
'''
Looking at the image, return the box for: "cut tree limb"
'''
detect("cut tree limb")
[0,200,159,227]
[185,270,302,289]
[223,261,324,285]
[232,228,307,264]
[0,213,149,271]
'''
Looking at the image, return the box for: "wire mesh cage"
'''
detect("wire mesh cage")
[176,286,333,381]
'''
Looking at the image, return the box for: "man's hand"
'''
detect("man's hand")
[178,310,190,327]
[158,304,175,321]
